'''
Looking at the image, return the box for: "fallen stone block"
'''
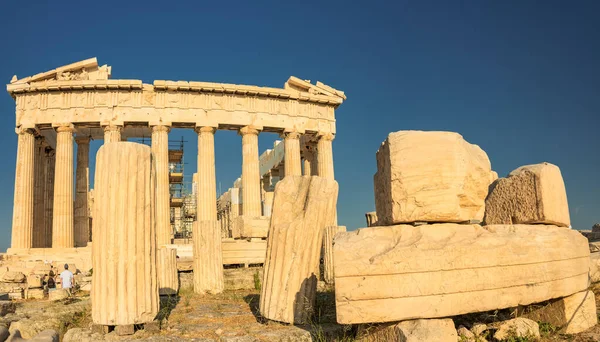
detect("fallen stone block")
[48,289,68,301]
[334,224,589,324]
[25,288,45,300]
[485,162,570,227]
[374,131,493,225]
[114,325,134,336]
[6,329,59,342]
[493,318,539,340]
[2,272,25,283]
[8,290,22,300]
[357,319,457,342]
[526,290,597,334]
[0,301,16,316]
[260,176,338,324]
[26,275,43,289]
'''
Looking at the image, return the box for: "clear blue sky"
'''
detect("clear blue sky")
[0,1,598,251]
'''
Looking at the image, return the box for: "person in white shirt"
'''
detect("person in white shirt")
[59,264,74,296]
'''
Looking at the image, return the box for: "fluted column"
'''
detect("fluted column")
[52,125,75,248]
[196,127,217,221]
[44,148,55,248]
[239,126,262,217]
[74,137,90,247]
[103,125,122,143]
[282,131,302,177]
[151,125,171,246]
[33,136,46,248]
[11,128,35,249]
[303,145,318,176]
[193,126,223,294]
[317,133,335,180]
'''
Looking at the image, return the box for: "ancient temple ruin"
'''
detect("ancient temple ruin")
[5,57,345,269]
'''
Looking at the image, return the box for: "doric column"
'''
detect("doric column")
[33,136,46,248]
[239,126,262,217]
[44,148,55,248]
[317,133,335,180]
[302,145,318,176]
[282,131,302,177]
[196,127,217,221]
[11,128,35,249]
[74,137,90,247]
[103,125,122,143]
[151,125,171,246]
[52,125,75,248]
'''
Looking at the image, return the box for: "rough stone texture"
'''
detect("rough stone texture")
[493,318,540,340]
[6,329,59,342]
[25,288,45,300]
[0,301,16,317]
[233,216,269,239]
[92,142,158,326]
[260,176,338,324]
[526,290,598,334]
[26,275,43,288]
[48,289,68,301]
[224,268,263,290]
[484,162,570,227]
[158,246,179,296]
[193,221,224,294]
[334,224,589,324]
[323,226,346,284]
[374,131,493,225]
[2,272,25,283]
[357,319,457,342]
[457,326,475,341]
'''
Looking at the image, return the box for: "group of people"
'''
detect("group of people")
[42,264,75,296]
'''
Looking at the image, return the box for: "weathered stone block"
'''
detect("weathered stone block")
[260,176,338,324]
[357,319,457,342]
[48,289,68,301]
[233,216,269,238]
[485,162,570,227]
[494,318,539,340]
[92,143,158,326]
[2,272,25,283]
[26,275,43,289]
[6,329,59,342]
[374,131,493,225]
[334,224,589,324]
[25,288,45,299]
[526,290,597,334]
[114,325,134,336]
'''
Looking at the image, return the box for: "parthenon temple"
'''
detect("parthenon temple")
[4,57,345,269]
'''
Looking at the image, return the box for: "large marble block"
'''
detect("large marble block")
[374,131,493,225]
[485,162,570,227]
[334,224,589,324]
[92,142,158,326]
[260,176,338,324]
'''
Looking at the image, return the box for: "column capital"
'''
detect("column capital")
[239,126,261,137]
[103,125,123,133]
[56,125,75,133]
[195,126,216,135]
[151,125,171,133]
[317,132,335,142]
[280,131,301,140]
[74,136,91,144]
[15,127,35,135]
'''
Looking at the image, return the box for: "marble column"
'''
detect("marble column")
[74,137,90,247]
[196,127,217,221]
[282,131,302,177]
[33,136,46,248]
[303,145,318,176]
[239,126,261,217]
[151,125,171,246]
[103,125,122,143]
[193,126,223,294]
[52,125,75,248]
[44,148,55,248]
[11,128,35,249]
[317,133,335,180]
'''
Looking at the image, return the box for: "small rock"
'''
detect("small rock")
[494,318,540,341]
[396,319,457,342]
[457,326,475,340]
[215,328,223,335]
[6,329,58,342]
[471,323,487,336]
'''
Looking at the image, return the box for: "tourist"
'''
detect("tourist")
[60,264,75,296]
